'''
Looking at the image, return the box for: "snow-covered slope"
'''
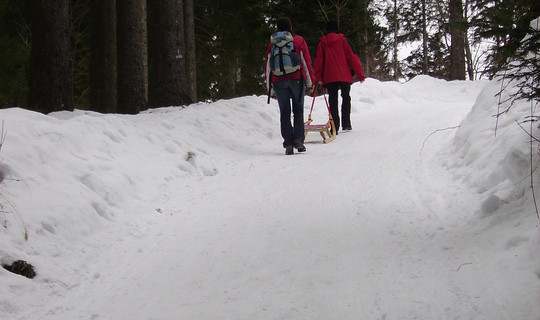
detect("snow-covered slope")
[0,76,538,319]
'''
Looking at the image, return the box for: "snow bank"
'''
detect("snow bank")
[452,77,540,284]
[0,96,276,273]
[453,80,536,203]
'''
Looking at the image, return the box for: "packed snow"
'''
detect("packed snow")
[0,75,539,319]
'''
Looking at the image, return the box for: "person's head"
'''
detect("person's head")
[326,20,339,34]
[277,17,292,32]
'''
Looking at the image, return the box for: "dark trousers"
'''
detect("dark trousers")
[273,79,305,147]
[326,82,351,132]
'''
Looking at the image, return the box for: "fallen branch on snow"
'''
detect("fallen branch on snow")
[420,126,460,156]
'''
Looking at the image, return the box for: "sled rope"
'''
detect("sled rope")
[304,85,336,143]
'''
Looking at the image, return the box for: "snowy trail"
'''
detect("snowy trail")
[6,78,537,320]
[25,81,497,320]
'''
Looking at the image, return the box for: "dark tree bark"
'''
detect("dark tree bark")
[90,0,116,113]
[147,0,191,108]
[421,0,428,74]
[116,0,147,114]
[392,0,399,80]
[463,0,473,80]
[449,0,466,80]
[184,0,197,102]
[28,0,73,113]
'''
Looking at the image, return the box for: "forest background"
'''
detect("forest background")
[0,0,538,115]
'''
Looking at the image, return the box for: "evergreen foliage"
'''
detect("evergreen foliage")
[471,0,539,102]
[0,0,537,110]
[0,0,31,108]
[70,0,91,110]
[505,24,539,103]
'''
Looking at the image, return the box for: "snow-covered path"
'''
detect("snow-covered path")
[3,77,538,320]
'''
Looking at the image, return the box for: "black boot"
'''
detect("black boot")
[293,141,306,152]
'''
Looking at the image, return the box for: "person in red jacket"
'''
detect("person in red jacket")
[314,20,365,134]
[265,17,315,155]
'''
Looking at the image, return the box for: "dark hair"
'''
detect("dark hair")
[277,17,292,32]
[326,20,339,34]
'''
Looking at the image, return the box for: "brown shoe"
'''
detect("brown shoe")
[285,146,294,155]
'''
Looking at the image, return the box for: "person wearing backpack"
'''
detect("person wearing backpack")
[265,17,315,155]
[314,20,365,134]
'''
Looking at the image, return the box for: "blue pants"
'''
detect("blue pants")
[273,79,305,148]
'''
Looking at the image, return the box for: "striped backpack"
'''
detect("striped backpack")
[269,31,301,76]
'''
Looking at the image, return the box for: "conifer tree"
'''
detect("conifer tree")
[0,0,31,108]
[472,0,540,102]
[28,0,73,113]
[90,0,116,113]
[184,0,197,102]
[116,0,147,114]
[147,0,191,108]
[448,0,466,80]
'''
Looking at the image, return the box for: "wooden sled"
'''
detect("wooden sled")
[304,118,336,143]
[304,85,336,143]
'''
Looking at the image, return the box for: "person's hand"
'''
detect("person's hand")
[307,86,314,94]
[317,80,323,86]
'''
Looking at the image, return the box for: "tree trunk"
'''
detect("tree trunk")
[449,0,466,80]
[147,0,191,108]
[184,0,197,102]
[28,0,73,113]
[392,0,399,80]
[464,36,474,80]
[463,0,474,80]
[421,0,428,74]
[362,0,370,77]
[116,0,147,114]
[90,0,116,113]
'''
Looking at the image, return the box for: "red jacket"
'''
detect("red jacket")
[265,34,315,92]
[314,33,365,86]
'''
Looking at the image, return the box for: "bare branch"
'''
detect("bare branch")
[0,192,28,241]
[457,262,472,271]
[515,119,540,143]
[420,126,460,155]
[0,121,6,153]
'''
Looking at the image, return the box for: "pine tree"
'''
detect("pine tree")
[379,0,404,80]
[70,0,91,109]
[116,0,147,114]
[472,0,540,73]
[28,0,73,113]
[89,0,116,113]
[448,0,466,80]
[147,0,191,108]
[195,0,273,100]
[184,0,197,102]
[0,0,31,108]
[472,0,540,102]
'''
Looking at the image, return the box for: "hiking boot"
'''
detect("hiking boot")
[285,146,294,155]
[293,141,306,152]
